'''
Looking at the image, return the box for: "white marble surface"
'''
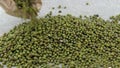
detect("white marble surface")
[0,0,120,36]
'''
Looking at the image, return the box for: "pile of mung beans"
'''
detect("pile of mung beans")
[0,14,120,68]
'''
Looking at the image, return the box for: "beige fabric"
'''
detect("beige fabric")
[0,0,17,11]
[0,0,42,18]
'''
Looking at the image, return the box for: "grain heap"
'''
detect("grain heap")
[0,14,120,68]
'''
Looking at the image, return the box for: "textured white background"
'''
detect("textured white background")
[0,0,120,36]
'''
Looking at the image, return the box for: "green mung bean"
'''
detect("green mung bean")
[0,64,3,68]
[0,14,120,68]
[86,2,89,5]
[58,5,62,9]
[58,10,62,13]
